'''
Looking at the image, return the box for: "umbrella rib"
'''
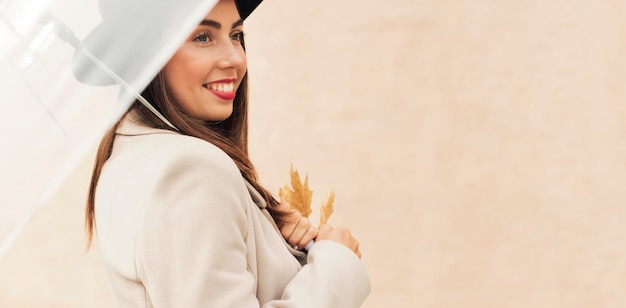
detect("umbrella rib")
[78,47,180,132]
[2,53,67,134]
[0,11,66,134]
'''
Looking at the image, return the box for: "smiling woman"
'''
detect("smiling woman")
[163,4,247,122]
[83,0,371,307]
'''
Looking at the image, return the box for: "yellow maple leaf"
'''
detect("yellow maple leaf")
[278,165,313,218]
[279,165,335,227]
[319,190,335,226]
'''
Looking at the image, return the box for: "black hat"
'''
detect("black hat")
[235,0,263,20]
[71,0,263,86]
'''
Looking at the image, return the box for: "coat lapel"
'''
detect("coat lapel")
[245,181,307,261]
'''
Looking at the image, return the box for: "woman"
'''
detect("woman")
[84,0,371,306]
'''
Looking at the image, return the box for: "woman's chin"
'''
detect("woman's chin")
[195,110,233,123]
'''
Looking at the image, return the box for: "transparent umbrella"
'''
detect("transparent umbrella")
[0,0,243,256]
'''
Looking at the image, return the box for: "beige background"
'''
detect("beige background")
[2,0,626,307]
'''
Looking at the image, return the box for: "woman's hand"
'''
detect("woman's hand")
[277,202,317,250]
[316,224,361,258]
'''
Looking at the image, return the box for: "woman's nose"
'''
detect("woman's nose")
[216,41,245,69]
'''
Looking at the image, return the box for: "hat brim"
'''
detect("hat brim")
[235,0,263,20]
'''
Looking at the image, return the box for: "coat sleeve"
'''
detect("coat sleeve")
[135,138,370,307]
[273,240,371,308]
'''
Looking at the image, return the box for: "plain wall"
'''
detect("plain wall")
[2,0,626,307]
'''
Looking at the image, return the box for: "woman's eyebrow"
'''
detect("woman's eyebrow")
[232,19,243,29]
[199,19,221,29]
[198,19,244,29]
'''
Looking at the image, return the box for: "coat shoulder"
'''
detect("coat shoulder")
[111,132,240,178]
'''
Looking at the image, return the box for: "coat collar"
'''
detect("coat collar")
[245,181,268,209]
[116,109,178,137]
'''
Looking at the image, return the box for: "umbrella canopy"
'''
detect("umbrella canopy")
[0,0,262,256]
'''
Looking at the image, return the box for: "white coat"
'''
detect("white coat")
[94,112,371,307]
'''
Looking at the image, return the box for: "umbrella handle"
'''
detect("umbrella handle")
[303,240,314,251]
[39,11,81,48]
[295,240,314,252]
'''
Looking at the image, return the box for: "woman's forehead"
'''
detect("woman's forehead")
[203,0,240,23]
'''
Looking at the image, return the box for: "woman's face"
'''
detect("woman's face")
[163,0,246,121]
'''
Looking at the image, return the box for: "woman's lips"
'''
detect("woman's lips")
[208,89,236,100]
[204,79,236,100]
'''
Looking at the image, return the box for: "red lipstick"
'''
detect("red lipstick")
[204,78,237,100]
[209,89,236,100]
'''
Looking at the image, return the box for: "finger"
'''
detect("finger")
[278,202,300,221]
[280,220,297,240]
[297,226,318,250]
[287,217,311,247]
[314,224,334,242]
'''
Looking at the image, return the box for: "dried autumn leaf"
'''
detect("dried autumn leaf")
[319,190,335,226]
[278,165,313,218]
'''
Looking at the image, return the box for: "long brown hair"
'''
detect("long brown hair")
[84,69,287,248]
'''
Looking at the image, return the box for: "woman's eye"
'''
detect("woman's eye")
[193,33,211,43]
[231,32,244,42]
